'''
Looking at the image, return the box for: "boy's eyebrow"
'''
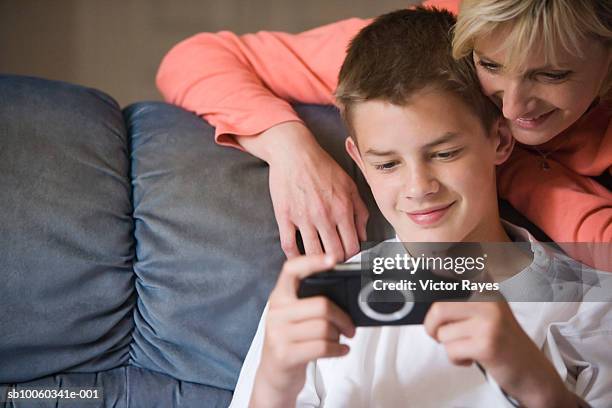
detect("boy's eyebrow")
[422,132,461,150]
[363,148,398,157]
[363,132,461,157]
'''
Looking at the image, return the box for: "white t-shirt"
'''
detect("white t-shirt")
[230,222,612,407]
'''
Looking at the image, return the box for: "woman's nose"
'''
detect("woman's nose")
[500,79,535,120]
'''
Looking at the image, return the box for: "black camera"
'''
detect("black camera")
[297,263,472,326]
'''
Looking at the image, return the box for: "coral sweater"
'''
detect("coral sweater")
[156,0,612,252]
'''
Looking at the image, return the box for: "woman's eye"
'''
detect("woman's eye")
[477,60,501,73]
[537,71,572,83]
[432,149,462,160]
[374,161,398,171]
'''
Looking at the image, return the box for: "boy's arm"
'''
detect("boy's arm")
[424,302,583,408]
[156,18,368,148]
[248,255,354,407]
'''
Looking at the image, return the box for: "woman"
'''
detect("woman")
[156,0,611,264]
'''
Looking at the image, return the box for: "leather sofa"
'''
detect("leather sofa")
[0,74,545,407]
[0,74,393,407]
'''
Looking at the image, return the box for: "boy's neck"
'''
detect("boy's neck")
[399,218,533,282]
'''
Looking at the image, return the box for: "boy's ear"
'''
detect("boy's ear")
[492,118,515,165]
[345,136,366,174]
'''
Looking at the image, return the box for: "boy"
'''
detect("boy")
[230,8,610,408]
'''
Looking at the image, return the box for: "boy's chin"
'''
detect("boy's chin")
[396,225,466,243]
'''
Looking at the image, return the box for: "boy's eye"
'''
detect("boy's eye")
[374,161,398,171]
[537,71,572,83]
[477,60,501,73]
[432,149,462,161]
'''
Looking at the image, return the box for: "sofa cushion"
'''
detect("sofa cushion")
[0,75,135,383]
[0,366,231,408]
[125,102,390,390]
[126,102,283,390]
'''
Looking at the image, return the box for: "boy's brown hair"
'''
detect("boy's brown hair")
[335,7,500,138]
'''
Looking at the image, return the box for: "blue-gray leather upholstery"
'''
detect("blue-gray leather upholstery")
[0,75,388,407]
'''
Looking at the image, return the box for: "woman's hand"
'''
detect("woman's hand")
[424,302,579,408]
[237,122,369,261]
[250,254,355,408]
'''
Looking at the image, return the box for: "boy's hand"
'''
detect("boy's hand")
[250,254,356,408]
[424,302,579,408]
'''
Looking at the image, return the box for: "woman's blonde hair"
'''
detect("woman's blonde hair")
[453,0,612,95]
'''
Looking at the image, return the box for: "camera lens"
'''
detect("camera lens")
[367,289,405,313]
[358,280,415,322]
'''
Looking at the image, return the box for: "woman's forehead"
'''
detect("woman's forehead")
[472,26,596,72]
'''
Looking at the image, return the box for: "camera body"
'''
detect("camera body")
[297,263,471,326]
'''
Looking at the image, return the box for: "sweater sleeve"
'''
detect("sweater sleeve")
[498,146,612,264]
[156,18,369,148]
[422,0,460,13]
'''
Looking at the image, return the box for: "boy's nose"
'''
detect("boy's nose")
[403,166,439,200]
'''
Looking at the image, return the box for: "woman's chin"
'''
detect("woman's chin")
[509,125,559,146]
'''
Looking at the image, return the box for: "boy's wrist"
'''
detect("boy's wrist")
[512,374,579,408]
[250,370,301,408]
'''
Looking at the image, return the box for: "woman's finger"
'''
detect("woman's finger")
[278,217,300,259]
[352,190,369,242]
[299,224,324,255]
[336,216,360,260]
[317,221,345,262]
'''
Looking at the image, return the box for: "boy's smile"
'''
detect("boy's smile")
[401,201,456,227]
[345,89,514,243]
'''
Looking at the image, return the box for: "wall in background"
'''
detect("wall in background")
[0,0,417,107]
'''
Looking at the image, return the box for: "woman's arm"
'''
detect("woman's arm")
[156,0,461,146]
[156,18,368,147]
[155,3,460,261]
[157,18,371,261]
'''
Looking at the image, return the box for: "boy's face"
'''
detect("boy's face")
[345,89,512,243]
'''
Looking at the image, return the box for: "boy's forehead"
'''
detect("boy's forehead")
[362,131,462,156]
[351,92,484,150]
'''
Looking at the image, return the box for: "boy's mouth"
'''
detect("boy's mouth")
[404,202,455,226]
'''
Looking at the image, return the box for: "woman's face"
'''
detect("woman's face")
[473,31,611,145]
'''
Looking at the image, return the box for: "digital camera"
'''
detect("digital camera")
[297,263,472,326]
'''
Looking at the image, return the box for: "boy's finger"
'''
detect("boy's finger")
[435,319,476,344]
[286,340,350,367]
[274,254,335,299]
[423,302,479,339]
[441,337,478,367]
[284,296,355,338]
[284,320,340,342]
